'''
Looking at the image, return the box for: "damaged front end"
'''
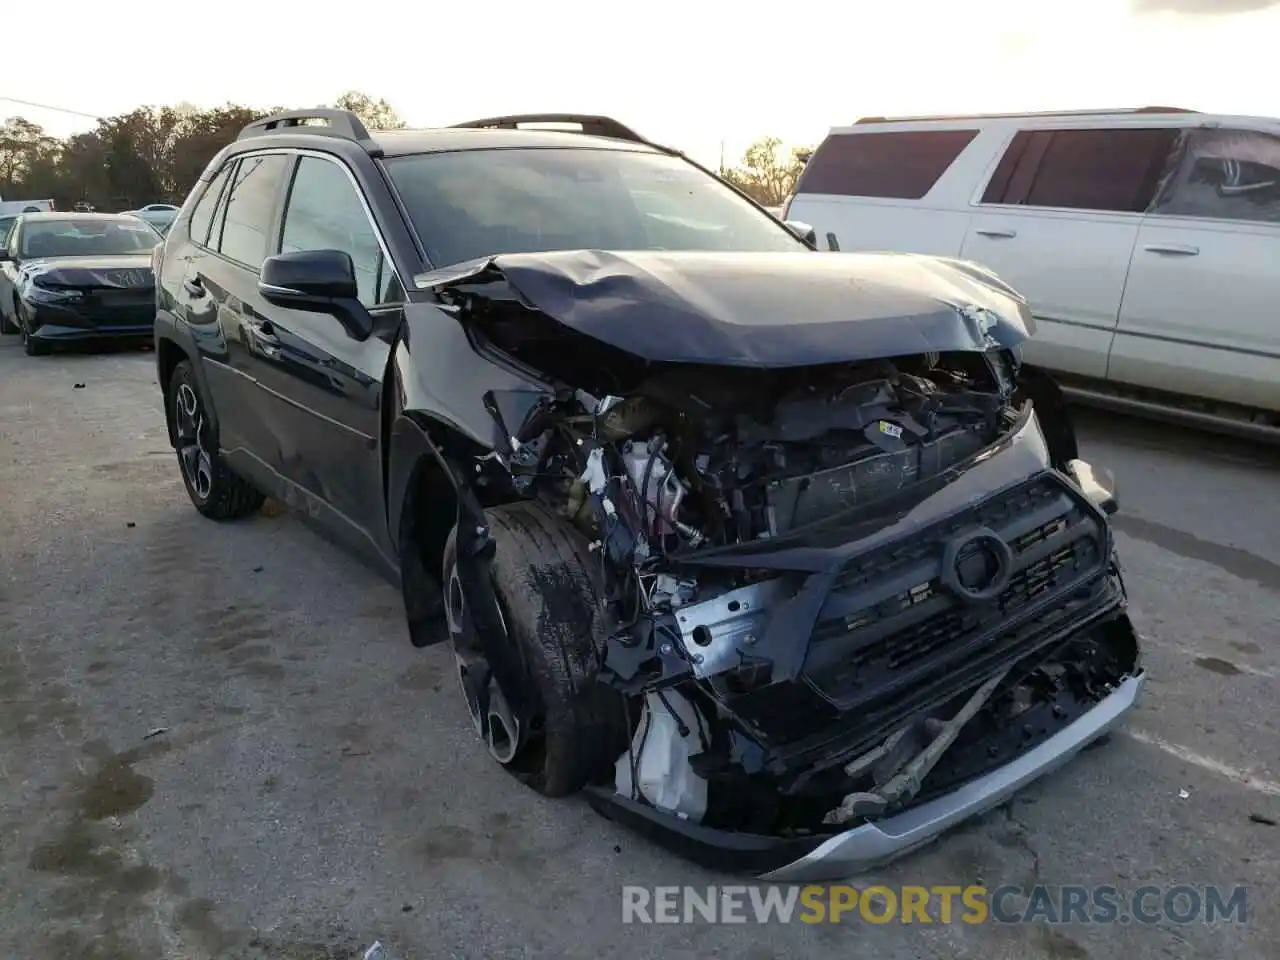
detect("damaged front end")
[421,249,1143,880]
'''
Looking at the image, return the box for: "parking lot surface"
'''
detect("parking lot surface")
[1,339,1277,959]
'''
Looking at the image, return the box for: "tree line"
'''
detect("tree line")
[0,92,405,211]
[1,91,809,211]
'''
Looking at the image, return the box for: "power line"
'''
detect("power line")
[0,96,101,120]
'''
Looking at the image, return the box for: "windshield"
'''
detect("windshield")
[19,218,162,259]
[385,148,805,268]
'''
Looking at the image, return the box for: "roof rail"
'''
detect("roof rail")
[449,113,650,146]
[237,108,374,145]
[854,106,1199,124]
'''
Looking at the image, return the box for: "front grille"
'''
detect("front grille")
[803,473,1106,714]
[77,290,155,325]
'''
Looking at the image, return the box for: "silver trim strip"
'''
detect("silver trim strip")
[759,672,1146,881]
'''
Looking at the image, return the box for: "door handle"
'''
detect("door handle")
[1144,243,1199,256]
[252,319,279,342]
[246,317,282,357]
[975,228,1017,239]
[182,276,206,297]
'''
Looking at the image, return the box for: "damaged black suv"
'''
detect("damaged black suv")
[153,109,1144,879]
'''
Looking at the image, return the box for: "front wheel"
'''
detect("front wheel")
[442,500,629,797]
[0,300,17,336]
[167,359,265,520]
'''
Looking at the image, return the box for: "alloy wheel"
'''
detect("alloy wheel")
[173,382,214,501]
[445,560,521,765]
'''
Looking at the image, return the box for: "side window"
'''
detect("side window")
[216,153,291,268]
[279,156,402,306]
[188,163,234,247]
[982,128,1179,213]
[1149,128,1280,224]
[794,130,979,200]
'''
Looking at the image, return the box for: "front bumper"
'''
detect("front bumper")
[588,669,1144,879]
[25,297,153,341]
[762,670,1143,881]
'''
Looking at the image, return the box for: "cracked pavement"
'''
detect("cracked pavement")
[0,340,1277,959]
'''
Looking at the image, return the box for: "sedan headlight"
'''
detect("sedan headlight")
[24,284,84,305]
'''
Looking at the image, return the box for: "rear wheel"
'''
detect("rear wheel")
[442,500,628,797]
[167,359,265,520]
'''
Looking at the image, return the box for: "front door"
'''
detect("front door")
[240,153,402,550]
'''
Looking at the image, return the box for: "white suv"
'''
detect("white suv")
[783,107,1280,442]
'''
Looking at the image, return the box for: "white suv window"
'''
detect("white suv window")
[1149,128,1280,224]
[797,130,979,200]
[981,128,1180,213]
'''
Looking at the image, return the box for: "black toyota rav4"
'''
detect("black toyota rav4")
[153,108,1144,879]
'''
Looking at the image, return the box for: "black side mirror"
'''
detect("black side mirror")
[258,249,373,341]
[784,220,818,248]
[0,250,12,263]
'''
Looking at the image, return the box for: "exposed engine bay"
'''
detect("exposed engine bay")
[516,350,1012,553]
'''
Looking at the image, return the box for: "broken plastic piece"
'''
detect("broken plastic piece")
[825,666,1012,825]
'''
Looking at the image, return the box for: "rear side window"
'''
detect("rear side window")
[1149,127,1280,224]
[188,163,233,247]
[215,153,292,268]
[794,130,979,200]
[981,128,1179,213]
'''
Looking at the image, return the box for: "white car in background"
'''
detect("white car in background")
[122,203,180,232]
[783,107,1280,442]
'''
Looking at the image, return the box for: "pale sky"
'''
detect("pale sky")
[5,0,1278,168]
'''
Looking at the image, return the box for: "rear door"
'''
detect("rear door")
[242,152,402,541]
[961,126,1180,379]
[198,152,294,465]
[1113,125,1280,411]
[786,128,981,255]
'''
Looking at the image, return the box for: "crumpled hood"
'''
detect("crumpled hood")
[20,255,154,290]
[418,249,1035,366]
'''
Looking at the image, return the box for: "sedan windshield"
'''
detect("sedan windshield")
[385,147,804,268]
[19,218,162,259]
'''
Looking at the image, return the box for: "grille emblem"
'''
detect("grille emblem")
[103,268,148,288]
[941,527,1014,603]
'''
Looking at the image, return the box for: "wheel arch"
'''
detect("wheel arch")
[1015,363,1079,467]
[155,312,219,447]
[388,408,522,647]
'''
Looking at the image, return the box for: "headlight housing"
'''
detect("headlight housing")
[24,284,83,305]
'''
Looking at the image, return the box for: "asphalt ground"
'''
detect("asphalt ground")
[1,338,1276,959]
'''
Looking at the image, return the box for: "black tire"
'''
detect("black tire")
[167,359,265,520]
[0,302,16,336]
[443,500,629,797]
[17,303,49,356]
